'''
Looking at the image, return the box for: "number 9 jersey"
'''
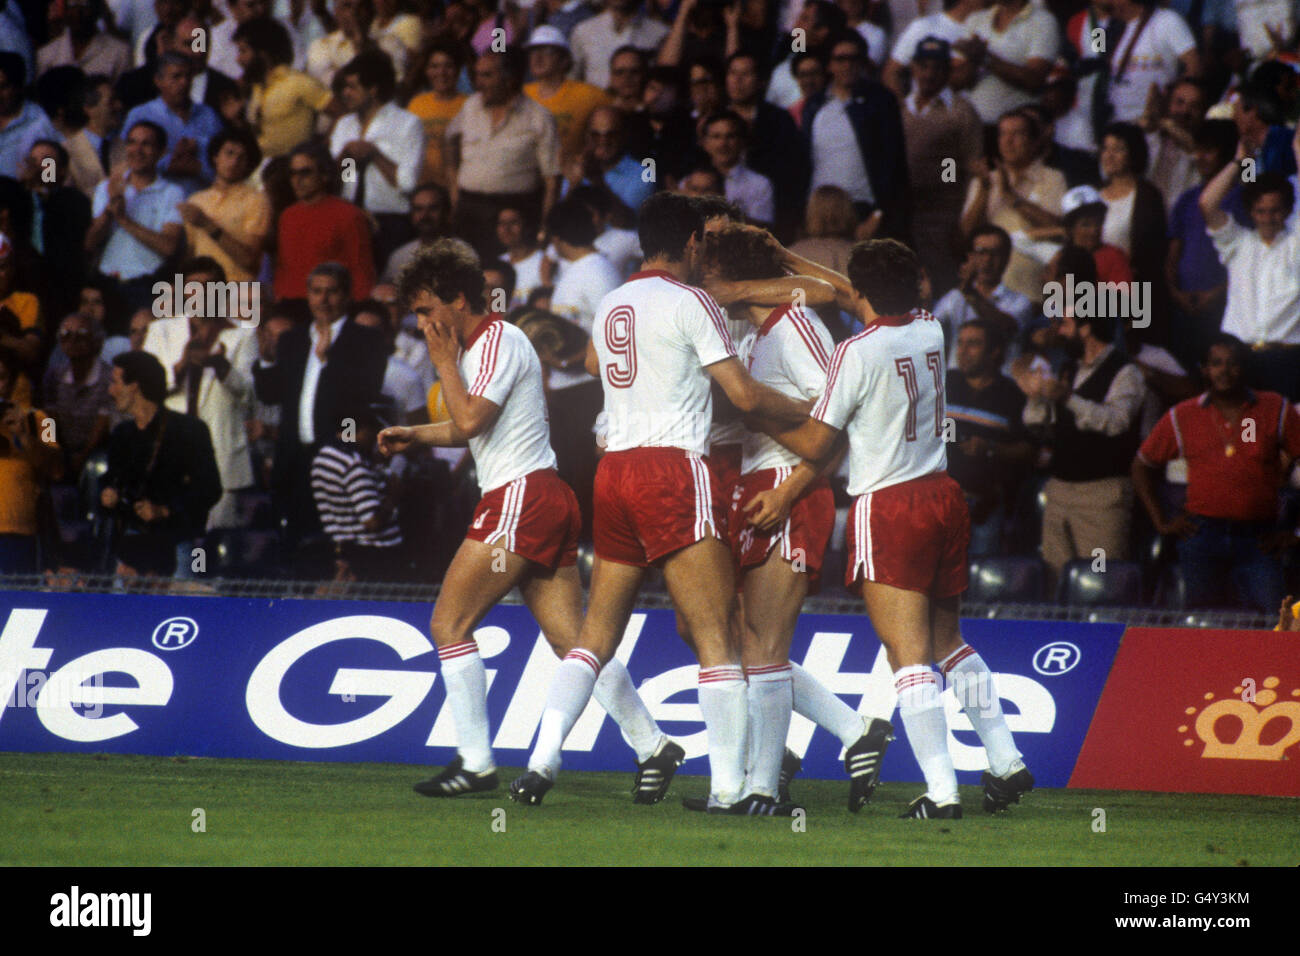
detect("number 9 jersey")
[593,269,736,455]
[811,310,948,497]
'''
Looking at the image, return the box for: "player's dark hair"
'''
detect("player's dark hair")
[1203,331,1249,365]
[704,224,783,280]
[847,239,921,315]
[234,17,295,67]
[207,125,263,173]
[546,197,599,247]
[691,193,743,224]
[482,258,518,305]
[1242,172,1296,216]
[638,191,705,262]
[397,239,487,313]
[112,351,167,405]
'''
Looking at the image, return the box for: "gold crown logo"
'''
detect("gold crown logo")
[1178,677,1300,761]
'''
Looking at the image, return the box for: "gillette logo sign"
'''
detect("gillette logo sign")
[0,607,1078,778]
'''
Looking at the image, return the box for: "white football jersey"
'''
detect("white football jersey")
[742,304,834,474]
[459,318,558,494]
[595,270,736,455]
[812,310,947,497]
[708,311,754,448]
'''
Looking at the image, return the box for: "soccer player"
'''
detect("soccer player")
[508,192,812,813]
[701,224,897,812]
[749,239,1034,818]
[379,240,685,802]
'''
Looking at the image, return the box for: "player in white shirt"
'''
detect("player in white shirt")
[747,239,1033,819]
[510,193,812,813]
[378,241,685,802]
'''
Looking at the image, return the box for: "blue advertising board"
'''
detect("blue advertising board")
[0,593,1124,787]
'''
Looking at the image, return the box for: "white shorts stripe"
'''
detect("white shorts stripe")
[691,456,714,540]
[864,492,875,579]
[488,475,526,553]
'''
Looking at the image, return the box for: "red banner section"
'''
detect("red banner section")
[1070,628,1300,796]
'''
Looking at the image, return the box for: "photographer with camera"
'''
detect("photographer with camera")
[99,351,222,578]
[0,352,64,575]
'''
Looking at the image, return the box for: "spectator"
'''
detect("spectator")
[310,398,403,582]
[446,47,561,258]
[882,0,979,99]
[65,73,125,200]
[788,51,827,128]
[546,0,602,39]
[329,49,424,267]
[382,182,451,283]
[1023,307,1147,593]
[1165,118,1235,364]
[1234,78,1300,180]
[1141,77,1206,217]
[307,0,408,89]
[1055,0,1117,156]
[239,15,332,160]
[524,25,611,165]
[685,54,725,136]
[607,44,649,114]
[801,30,910,240]
[43,311,114,480]
[371,0,422,64]
[142,257,258,531]
[957,0,1059,128]
[960,108,1067,303]
[247,305,296,489]
[1102,0,1198,126]
[676,162,724,196]
[21,139,92,312]
[946,318,1034,555]
[1133,334,1300,612]
[36,0,130,82]
[0,350,63,573]
[274,141,376,302]
[104,305,152,363]
[543,195,621,534]
[1049,184,1133,287]
[934,223,1034,369]
[569,0,670,90]
[656,0,729,70]
[174,11,240,116]
[724,50,810,242]
[0,51,57,178]
[99,350,222,577]
[836,0,886,69]
[563,104,654,219]
[352,297,427,424]
[253,261,387,544]
[1201,132,1300,401]
[114,1,179,114]
[766,1,845,110]
[122,52,225,195]
[789,184,856,273]
[697,109,773,225]
[84,119,184,310]
[901,36,983,296]
[404,38,467,189]
[495,202,551,309]
[570,182,642,278]
[178,127,270,284]
[639,63,698,182]
[1098,121,1167,289]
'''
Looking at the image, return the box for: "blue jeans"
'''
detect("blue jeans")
[1177,516,1285,614]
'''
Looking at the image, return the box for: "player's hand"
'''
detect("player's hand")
[377,425,415,457]
[422,320,459,367]
[744,488,792,532]
[1159,513,1198,539]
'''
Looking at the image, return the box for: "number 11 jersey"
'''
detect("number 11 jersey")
[593,269,736,455]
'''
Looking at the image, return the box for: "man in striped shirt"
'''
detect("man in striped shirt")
[309,400,403,581]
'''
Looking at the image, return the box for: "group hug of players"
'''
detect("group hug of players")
[377,192,1034,818]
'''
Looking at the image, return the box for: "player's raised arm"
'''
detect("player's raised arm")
[706,356,811,427]
[706,275,837,310]
[422,318,503,439]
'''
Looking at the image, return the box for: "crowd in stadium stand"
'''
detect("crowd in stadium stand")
[0,0,1298,613]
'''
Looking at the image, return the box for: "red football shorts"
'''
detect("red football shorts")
[845,472,969,597]
[730,467,835,593]
[594,447,727,566]
[466,468,580,569]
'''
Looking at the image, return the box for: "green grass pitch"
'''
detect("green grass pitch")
[2,752,1295,866]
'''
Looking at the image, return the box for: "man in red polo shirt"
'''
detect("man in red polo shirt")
[1133,333,1300,613]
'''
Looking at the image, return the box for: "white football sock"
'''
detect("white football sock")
[938,644,1023,778]
[791,662,865,747]
[698,664,748,805]
[529,649,601,779]
[894,665,957,805]
[745,664,793,799]
[593,657,665,763]
[439,640,493,773]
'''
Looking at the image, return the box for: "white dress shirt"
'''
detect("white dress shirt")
[330,102,425,214]
[300,317,347,445]
[1209,218,1300,345]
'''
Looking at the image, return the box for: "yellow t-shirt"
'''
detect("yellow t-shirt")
[184,182,273,283]
[1,291,40,408]
[524,80,612,163]
[407,92,467,188]
[250,65,332,158]
[0,405,58,536]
